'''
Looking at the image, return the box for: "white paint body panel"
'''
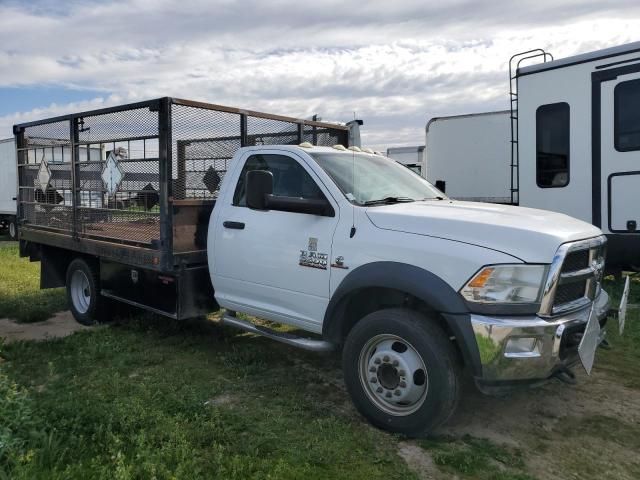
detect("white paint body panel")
[208,145,601,332]
[599,71,640,233]
[0,138,16,215]
[425,112,511,203]
[517,48,640,235]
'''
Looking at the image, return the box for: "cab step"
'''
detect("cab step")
[221,312,335,352]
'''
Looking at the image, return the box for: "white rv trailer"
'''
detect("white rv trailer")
[425,111,511,203]
[425,41,640,268]
[0,138,17,239]
[386,145,425,175]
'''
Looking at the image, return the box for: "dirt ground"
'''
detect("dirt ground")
[0,311,89,343]
[399,370,640,480]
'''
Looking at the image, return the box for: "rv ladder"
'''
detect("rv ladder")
[508,49,553,205]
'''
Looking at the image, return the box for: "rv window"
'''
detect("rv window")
[536,102,570,188]
[615,79,640,152]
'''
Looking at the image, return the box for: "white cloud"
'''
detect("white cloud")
[0,0,639,148]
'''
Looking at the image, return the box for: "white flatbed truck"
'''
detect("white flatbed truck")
[15,98,612,435]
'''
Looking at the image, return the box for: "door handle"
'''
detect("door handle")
[223,221,245,230]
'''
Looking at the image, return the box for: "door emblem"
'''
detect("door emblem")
[299,237,327,269]
[331,256,349,270]
[308,237,318,252]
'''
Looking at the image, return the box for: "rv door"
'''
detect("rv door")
[598,68,640,235]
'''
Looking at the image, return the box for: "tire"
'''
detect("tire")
[8,218,17,240]
[342,308,460,436]
[66,258,108,326]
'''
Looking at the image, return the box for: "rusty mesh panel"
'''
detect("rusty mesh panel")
[19,120,73,231]
[171,104,242,199]
[74,105,161,246]
[246,115,299,146]
[78,107,159,143]
[303,126,347,147]
[23,120,70,148]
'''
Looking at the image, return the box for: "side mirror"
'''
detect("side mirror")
[246,170,273,210]
[265,195,334,216]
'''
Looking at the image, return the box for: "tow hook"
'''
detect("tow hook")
[553,366,577,385]
[598,338,612,350]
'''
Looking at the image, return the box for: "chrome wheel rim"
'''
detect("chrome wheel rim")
[358,334,429,416]
[70,270,91,314]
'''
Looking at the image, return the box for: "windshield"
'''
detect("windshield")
[309,152,445,205]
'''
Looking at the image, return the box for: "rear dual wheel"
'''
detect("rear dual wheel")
[8,218,17,240]
[342,308,460,436]
[66,258,110,325]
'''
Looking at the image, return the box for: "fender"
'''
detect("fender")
[323,261,482,376]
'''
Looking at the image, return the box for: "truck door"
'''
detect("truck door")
[211,150,339,331]
[598,67,640,235]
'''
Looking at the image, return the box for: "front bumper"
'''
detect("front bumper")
[470,289,610,386]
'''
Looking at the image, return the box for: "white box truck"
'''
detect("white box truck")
[426,112,511,203]
[386,146,425,175]
[0,138,17,239]
[425,41,640,269]
[15,97,614,436]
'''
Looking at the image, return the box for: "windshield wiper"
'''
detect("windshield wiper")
[420,196,445,201]
[362,196,416,206]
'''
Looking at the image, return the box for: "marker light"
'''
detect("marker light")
[332,144,347,151]
[348,146,362,152]
[362,147,374,154]
[299,142,313,148]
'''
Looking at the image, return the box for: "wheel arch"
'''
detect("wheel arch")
[323,261,482,376]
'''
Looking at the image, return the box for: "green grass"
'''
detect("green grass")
[0,321,415,479]
[0,241,66,322]
[599,274,640,388]
[419,436,534,480]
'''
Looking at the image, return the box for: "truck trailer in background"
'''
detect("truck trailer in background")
[0,138,17,239]
[425,111,510,203]
[425,41,640,269]
[386,145,425,175]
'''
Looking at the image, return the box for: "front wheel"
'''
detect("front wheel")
[342,308,460,436]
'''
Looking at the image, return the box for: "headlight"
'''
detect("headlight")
[460,265,548,304]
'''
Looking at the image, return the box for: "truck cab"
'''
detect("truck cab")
[210,144,610,435]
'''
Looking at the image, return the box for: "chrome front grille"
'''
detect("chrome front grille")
[538,236,607,317]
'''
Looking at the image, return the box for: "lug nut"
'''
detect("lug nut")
[376,387,383,393]
[385,391,392,398]
[399,381,406,388]
[374,358,381,365]
[370,377,377,384]
[392,360,399,367]
[383,355,390,362]
[369,366,377,373]
[394,389,401,396]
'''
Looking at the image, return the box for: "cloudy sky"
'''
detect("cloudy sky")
[0,0,639,149]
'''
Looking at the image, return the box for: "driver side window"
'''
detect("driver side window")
[233,154,324,207]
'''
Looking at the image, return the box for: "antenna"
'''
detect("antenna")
[350,111,357,238]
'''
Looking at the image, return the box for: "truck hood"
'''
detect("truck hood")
[365,200,603,263]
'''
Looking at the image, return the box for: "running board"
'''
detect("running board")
[221,313,335,352]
